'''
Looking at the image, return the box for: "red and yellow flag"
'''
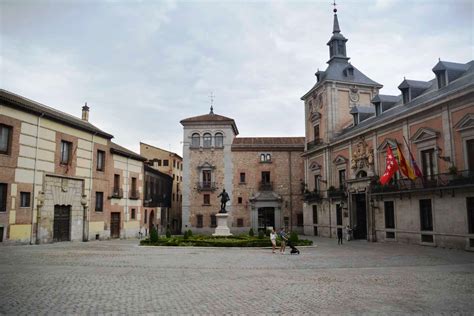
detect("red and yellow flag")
[396,143,416,180]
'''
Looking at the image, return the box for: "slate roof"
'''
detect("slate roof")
[110,142,147,161]
[232,137,305,151]
[333,60,474,142]
[0,89,113,139]
[398,79,432,90]
[371,94,400,104]
[180,112,239,135]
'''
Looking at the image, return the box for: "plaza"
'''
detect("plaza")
[1,238,473,314]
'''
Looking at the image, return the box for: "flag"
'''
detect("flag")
[396,143,416,180]
[380,146,399,185]
[408,150,423,178]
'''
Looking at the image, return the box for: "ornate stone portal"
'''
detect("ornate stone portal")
[351,137,375,177]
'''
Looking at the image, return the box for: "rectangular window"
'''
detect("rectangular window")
[114,174,120,194]
[467,197,474,234]
[419,199,433,231]
[240,172,246,183]
[297,213,303,227]
[210,214,217,228]
[467,139,474,172]
[0,124,12,155]
[144,209,148,224]
[421,149,435,179]
[173,160,176,168]
[238,197,242,204]
[131,208,136,220]
[60,140,72,164]
[0,183,7,212]
[131,177,137,198]
[197,214,203,228]
[97,150,105,171]
[202,170,211,187]
[203,194,210,205]
[163,160,169,166]
[237,218,244,227]
[20,192,30,208]
[314,175,320,192]
[157,159,162,166]
[95,192,104,212]
[312,205,318,224]
[313,124,320,140]
[338,169,346,189]
[336,204,342,226]
[384,201,395,229]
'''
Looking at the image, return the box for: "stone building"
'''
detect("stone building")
[180,109,304,234]
[0,89,150,243]
[143,164,172,235]
[301,9,474,250]
[140,142,182,233]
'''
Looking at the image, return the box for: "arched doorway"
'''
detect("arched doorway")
[149,210,155,231]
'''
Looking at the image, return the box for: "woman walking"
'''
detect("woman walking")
[270,228,277,253]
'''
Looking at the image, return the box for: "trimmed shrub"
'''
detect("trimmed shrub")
[249,228,254,237]
[150,226,159,243]
[183,230,189,240]
[187,229,193,237]
[166,227,172,238]
[258,230,265,239]
[289,231,299,243]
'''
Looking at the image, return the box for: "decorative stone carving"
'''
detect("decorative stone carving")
[351,138,374,171]
[349,87,359,104]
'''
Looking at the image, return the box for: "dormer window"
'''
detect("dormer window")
[436,71,447,89]
[401,88,410,104]
[374,102,381,116]
[353,114,359,126]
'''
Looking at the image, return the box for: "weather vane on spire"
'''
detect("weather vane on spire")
[332,0,337,13]
[209,92,214,114]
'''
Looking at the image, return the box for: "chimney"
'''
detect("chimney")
[82,102,89,121]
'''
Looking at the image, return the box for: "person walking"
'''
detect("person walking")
[279,227,288,254]
[337,227,343,245]
[270,228,277,254]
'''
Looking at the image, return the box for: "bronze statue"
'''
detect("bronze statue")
[218,189,230,213]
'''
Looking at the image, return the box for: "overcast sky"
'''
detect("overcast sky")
[1,0,472,156]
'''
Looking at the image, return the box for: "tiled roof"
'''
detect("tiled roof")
[180,112,239,135]
[232,137,304,151]
[110,142,146,161]
[0,89,113,139]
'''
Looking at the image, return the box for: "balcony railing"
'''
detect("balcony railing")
[306,138,323,151]
[110,188,123,199]
[303,190,323,202]
[197,181,217,192]
[371,170,474,194]
[327,187,346,199]
[259,181,273,191]
[129,189,140,200]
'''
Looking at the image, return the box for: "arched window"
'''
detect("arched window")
[215,133,223,148]
[356,170,367,178]
[203,133,212,148]
[191,133,200,148]
[260,154,266,162]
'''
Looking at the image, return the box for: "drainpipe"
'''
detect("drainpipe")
[31,113,44,245]
[84,132,97,241]
[288,151,293,231]
[125,157,129,238]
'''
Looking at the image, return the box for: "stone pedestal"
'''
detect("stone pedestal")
[212,213,232,236]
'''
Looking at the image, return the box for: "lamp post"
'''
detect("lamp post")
[81,194,88,242]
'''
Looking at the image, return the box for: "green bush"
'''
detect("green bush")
[265,229,271,237]
[187,229,193,237]
[258,230,265,239]
[289,231,299,243]
[150,226,159,243]
[166,227,172,238]
[249,228,254,237]
[183,230,189,240]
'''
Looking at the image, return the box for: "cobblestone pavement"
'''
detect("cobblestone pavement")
[1,237,474,315]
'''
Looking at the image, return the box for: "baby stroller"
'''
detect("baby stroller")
[287,240,300,255]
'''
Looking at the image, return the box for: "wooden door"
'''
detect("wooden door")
[111,212,121,238]
[53,205,71,242]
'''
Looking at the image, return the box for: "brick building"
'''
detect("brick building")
[301,9,474,250]
[140,142,182,233]
[180,108,304,234]
[0,89,154,243]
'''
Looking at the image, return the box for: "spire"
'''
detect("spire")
[327,1,349,63]
[209,92,214,114]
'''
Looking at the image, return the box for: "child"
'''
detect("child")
[270,228,277,253]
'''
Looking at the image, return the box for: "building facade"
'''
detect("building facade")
[301,10,474,250]
[0,89,152,243]
[140,142,182,233]
[180,109,304,234]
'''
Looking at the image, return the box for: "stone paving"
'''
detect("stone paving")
[1,236,474,315]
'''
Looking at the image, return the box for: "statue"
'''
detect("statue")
[217,189,230,213]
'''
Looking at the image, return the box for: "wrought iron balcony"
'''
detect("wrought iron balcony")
[371,170,474,194]
[306,138,323,151]
[129,189,140,200]
[303,190,323,202]
[110,188,123,199]
[197,181,217,192]
[259,181,273,191]
[327,186,346,199]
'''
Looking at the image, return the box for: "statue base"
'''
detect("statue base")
[212,213,232,236]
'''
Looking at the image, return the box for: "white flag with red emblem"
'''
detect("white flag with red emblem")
[380,146,399,185]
